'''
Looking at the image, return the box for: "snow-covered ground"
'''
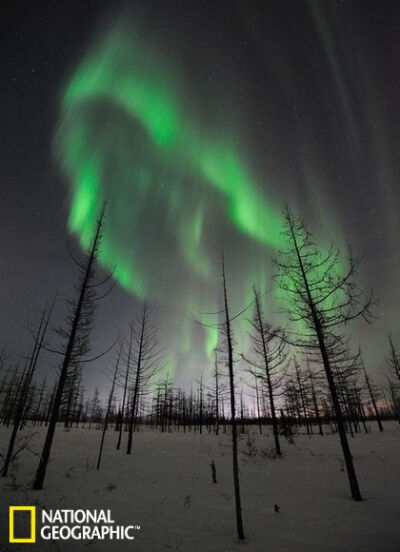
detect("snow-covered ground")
[0,422,399,551]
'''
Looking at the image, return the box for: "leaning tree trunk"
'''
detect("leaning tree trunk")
[291,229,362,502]
[32,211,103,490]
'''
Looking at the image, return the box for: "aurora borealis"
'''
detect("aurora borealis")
[57,22,285,281]
[55,17,290,377]
[2,0,400,386]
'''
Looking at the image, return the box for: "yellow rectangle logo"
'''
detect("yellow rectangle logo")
[9,506,36,543]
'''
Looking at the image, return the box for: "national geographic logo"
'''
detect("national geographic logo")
[9,507,36,543]
[8,507,140,543]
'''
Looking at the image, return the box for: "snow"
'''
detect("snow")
[1,422,399,551]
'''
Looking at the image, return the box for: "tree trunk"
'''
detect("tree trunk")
[32,211,103,490]
[253,290,281,455]
[97,343,121,469]
[290,220,362,501]
[222,258,245,540]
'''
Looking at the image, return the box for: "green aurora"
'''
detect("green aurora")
[54,20,343,380]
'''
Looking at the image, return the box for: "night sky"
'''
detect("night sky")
[1,0,400,390]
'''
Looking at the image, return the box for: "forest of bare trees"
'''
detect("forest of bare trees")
[1,205,399,543]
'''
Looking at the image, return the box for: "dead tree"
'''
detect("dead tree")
[387,378,400,423]
[2,364,27,427]
[63,362,82,429]
[214,354,220,435]
[243,287,286,455]
[307,359,324,435]
[160,374,171,433]
[32,207,108,490]
[125,304,162,455]
[197,258,245,538]
[274,206,375,501]
[116,328,131,450]
[387,336,400,383]
[89,388,101,429]
[361,356,383,432]
[254,375,263,434]
[2,306,52,476]
[221,257,245,540]
[33,375,47,425]
[0,365,18,425]
[97,342,122,469]
[352,381,368,433]
[202,352,227,436]
[294,359,311,435]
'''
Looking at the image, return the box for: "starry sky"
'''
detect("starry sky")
[1,0,399,390]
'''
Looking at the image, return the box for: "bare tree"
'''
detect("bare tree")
[360,356,383,432]
[244,287,287,455]
[294,359,311,435]
[274,206,375,501]
[214,354,220,435]
[125,304,162,455]
[96,342,122,469]
[116,329,131,450]
[2,305,52,476]
[221,257,245,540]
[33,375,47,426]
[305,360,324,436]
[33,206,109,490]
[387,377,400,423]
[387,336,400,383]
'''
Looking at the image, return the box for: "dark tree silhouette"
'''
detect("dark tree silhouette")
[214,354,221,435]
[32,207,108,490]
[361,356,383,432]
[2,305,52,476]
[244,287,287,455]
[97,342,122,469]
[294,359,311,435]
[221,257,245,540]
[387,336,400,383]
[116,328,131,450]
[274,206,375,501]
[307,359,324,436]
[125,304,162,455]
